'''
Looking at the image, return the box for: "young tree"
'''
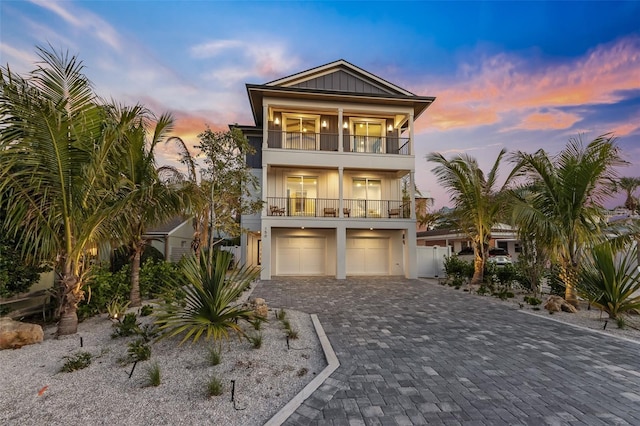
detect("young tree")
[427,149,511,284]
[195,127,263,251]
[0,47,123,334]
[510,134,625,307]
[614,176,640,213]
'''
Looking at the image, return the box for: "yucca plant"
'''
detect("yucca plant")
[154,249,259,345]
[577,242,640,319]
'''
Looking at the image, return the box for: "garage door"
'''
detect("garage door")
[346,237,389,275]
[276,237,326,275]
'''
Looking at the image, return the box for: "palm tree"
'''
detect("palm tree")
[427,149,511,284]
[615,177,640,213]
[510,134,625,307]
[108,106,191,307]
[0,47,123,335]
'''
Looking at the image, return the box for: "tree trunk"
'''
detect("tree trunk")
[560,263,579,308]
[130,246,142,307]
[471,253,484,285]
[56,273,82,336]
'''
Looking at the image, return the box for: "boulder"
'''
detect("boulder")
[544,295,578,313]
[0,317,44,349]
[248,297,269,319]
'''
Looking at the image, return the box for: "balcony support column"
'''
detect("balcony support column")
[261,225,271,280]
[409,112,414,155]
[262,105,269,149]
[336,224,346,280]
[262,167,268,216]
[410,171,416,220]
[338,107,344,153]
[338,167,344,217]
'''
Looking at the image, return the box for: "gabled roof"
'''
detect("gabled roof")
[144,216,190,236]
[245,59,435,126]
[266,59,415,96]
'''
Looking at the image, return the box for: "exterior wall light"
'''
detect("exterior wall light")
[387,124,393,132]
[343,121,348,129]
[321,120,327,128]
[274,117,280,126]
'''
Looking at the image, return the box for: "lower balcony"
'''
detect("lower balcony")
[266,197,411,219]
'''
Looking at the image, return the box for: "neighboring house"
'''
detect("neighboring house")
[143,216,194,263]
[235,60,435,280]
[417,223,521,261]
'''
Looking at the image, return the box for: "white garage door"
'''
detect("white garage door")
[276,237,326,275]
[346,237,389,275]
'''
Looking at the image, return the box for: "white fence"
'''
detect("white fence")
[417,246,451,278]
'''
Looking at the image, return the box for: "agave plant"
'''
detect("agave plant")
[577,242,640,319]
[154,249,259,345]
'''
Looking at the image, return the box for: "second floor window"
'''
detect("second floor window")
[284,115,319,150]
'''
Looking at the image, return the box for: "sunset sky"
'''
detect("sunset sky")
[1,1,639,209]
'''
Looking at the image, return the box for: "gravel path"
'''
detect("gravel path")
[0,306,326,426]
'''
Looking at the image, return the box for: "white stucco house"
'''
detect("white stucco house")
[235,60,435,280]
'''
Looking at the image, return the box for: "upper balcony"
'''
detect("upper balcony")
[267,131,410,155]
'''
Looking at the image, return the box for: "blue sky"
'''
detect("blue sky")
[1,1,639,209]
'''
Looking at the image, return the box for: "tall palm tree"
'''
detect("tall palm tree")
[108,106,191,307]
[0,47,123,335]
[510,134,625,307]
[615,176,640,213]
[427,149,510,284]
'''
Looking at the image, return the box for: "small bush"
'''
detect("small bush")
[276,309,287,321]
[112,312,140,338]
[140,305,153,317]
[60,352,92,373]
[251,318,263,330]
[127,338,151,362]
[207,376,223,396]
[287,328,299,340]
[281,319,291,330]
[145,362,161,387]
[616,317,626,329]
[248,332,263,349]
[477,286,490,296]
[208,348,221,366]
[524,296,542,306]
[106,298,130,320]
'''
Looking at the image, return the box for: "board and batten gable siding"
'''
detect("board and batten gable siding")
[246,135,262,169]
[288,70,394,95]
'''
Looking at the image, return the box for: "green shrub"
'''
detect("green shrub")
[145,362,161,387]
[444,256,474,279]
[207,376,223,396]
[287,328,299,339]
[577,242,640,319]
[546,264,565,296]
[139,259,185,299]
[140,305,153,317]
[78,264,130,320]
[127,338,151,362]
[60,352,92,373]
[208,348,221,366]
[524,296,542,306]
[154,250,259,345]
[616,317,626,329]
[247,332,263,349]
[112,313,140,338]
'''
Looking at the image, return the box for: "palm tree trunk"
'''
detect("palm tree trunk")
[130,246,142,307]
[471,254,484,285]
[560,262,579,308]
[56,271,81,336]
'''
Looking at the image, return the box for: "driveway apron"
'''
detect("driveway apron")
[252,277,640,426]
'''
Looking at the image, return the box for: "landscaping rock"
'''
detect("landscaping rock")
[248,297,269,318]
[0,317,44,349]
[544,295,578,313]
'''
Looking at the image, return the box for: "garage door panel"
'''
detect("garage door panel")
[346,237,389,275]
[276,237,325,275]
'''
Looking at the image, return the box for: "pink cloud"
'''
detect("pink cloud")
[412,36,640,132]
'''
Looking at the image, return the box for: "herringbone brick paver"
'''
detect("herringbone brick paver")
[253,277,640,425]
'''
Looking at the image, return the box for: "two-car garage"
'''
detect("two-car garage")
[273,228,400,276]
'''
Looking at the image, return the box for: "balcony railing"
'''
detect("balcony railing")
[266,197,411,218]
[266,131,410,155]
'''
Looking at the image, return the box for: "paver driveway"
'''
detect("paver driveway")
[252,277,640,426]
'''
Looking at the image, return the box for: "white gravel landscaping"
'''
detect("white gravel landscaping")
[0,306,326,426]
